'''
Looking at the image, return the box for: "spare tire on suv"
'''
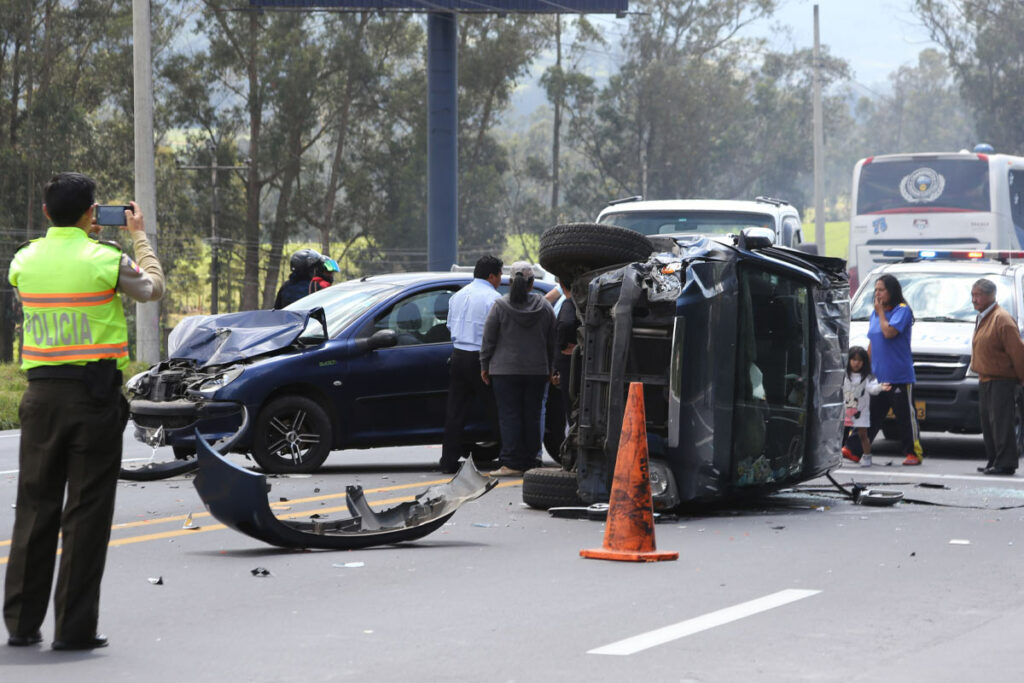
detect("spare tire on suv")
[539,223,655,288]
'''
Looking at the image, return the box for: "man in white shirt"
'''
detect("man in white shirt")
[439,255,503,473]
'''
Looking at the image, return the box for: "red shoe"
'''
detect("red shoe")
[841,447,860,463]
[902,453,922,466]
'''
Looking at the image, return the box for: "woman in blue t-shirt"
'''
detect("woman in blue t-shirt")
[845,274,924,466]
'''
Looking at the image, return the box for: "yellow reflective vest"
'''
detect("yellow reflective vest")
[9,227,129,370]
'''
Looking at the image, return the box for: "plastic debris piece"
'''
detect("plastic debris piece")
[331,562,365,568]
[949,539,971,545]
[917,482,949,489]
[182,512,200,530]
[314,488,320,493]
[279,497,289,502]
[472,522,496,527]
[910,552,916,557]
[772,526,785,530]
[251,567,272,576]
[148,576,163,585]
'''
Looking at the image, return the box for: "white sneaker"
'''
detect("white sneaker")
[860,455,872,468]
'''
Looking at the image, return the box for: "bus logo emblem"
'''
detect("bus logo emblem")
[899,167,945,203]
[872,217,888,234]
[913,218,929,231]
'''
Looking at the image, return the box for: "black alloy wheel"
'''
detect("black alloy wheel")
[252,395,333,474]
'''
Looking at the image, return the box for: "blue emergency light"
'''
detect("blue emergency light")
[882,249,1024,261]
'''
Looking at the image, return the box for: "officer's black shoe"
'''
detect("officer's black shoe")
[52,634,108,651]
[982,467,1016,476]
[7,631,42,647]
[437,460,459,475]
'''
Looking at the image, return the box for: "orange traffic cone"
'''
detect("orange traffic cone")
[580,382,678,562]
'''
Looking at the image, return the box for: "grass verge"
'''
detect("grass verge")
[0,360,150,431]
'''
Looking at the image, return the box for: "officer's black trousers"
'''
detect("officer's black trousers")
[3,378,125,641]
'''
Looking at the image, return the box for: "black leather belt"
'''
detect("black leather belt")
[26,365,89,380]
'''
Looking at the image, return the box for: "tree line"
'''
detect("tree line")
[0,0,1011,360]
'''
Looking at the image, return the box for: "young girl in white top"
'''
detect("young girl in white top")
[842,346,884,467]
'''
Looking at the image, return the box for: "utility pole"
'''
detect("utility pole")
[133,0,160,362]
[179,147,248,314]
[812,4,826,252]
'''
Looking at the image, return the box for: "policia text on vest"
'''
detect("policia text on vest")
[4,172,164,651]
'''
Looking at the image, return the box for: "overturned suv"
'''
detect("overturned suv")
[529,223,849,510]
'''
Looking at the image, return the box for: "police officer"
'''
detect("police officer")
[4,172,164,650]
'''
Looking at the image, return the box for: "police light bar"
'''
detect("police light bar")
[882,249,1024,261]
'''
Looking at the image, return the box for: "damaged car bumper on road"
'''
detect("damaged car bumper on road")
[191,434,499,549]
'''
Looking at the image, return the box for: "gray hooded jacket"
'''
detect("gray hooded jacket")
[479,292,557,376]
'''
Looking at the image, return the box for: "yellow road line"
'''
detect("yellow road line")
[0,478,523,563]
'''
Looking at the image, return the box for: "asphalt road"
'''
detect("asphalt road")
[1,428,1023,682]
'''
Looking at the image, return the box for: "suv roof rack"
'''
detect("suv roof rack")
[605,195,644,207]
[755,196,790,207]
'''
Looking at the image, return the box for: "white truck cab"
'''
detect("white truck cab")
[595,196,811,251]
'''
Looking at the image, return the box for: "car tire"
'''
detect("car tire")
[173,446,196,460]
[119,456,198,481]
[539,222,655,287]
[522,467,582,510]
[251,396,333,474]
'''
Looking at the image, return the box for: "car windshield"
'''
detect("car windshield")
[599,210,774,237]
[286,281,402,338]
[850,270,1015,322]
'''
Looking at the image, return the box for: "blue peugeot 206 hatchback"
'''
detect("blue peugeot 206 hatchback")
[127,272,555,474]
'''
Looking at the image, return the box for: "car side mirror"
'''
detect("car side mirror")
[367,329,398,350]
[737,227,775,251]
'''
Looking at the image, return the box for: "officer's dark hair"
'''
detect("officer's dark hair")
[473,255,503,280]
[44,172,96,227]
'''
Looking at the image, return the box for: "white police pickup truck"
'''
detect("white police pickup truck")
[596,196,814,252]
[849,249,1024,440]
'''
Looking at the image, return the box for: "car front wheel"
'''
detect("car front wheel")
[252,396,333,474]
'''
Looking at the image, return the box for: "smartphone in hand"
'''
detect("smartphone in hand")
[95,204,132,227]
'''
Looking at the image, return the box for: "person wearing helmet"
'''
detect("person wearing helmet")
[309,256,339,295]
[274,248,326,309]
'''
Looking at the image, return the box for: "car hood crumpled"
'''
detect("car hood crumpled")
[167,308,328,368]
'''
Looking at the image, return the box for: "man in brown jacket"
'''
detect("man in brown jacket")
[970,278,1024,475]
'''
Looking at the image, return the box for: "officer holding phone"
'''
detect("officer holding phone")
[4,172,164,651]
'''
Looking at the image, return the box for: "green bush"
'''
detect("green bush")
[0,360,151,431]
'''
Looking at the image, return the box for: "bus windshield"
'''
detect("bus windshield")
[857,158,990,214]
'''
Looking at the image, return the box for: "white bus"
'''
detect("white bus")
[848,147,1024,292]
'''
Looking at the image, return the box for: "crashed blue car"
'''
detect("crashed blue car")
[127,273,553,474]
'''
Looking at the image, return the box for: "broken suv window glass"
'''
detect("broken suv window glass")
[732,267,811,486]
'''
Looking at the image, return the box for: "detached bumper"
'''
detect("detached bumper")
[131,399,246,448]
[192,434,498,549]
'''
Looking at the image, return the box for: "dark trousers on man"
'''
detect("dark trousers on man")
[3,378,125,642]
[845,383,922,458]
[440,349,498,472]
[491,374,549,471]
[979,379,1020,472]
